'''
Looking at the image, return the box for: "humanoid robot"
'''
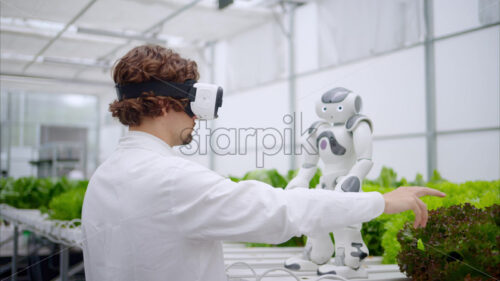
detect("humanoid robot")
[284,87,373,278]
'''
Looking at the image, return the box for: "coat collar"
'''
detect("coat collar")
[118,130,176,157]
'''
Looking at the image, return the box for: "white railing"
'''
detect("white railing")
[0,204,83,248]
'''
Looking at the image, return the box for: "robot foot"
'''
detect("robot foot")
[284,255,319,271]
[317,264,368,279]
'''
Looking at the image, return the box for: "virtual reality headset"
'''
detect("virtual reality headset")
[115,79,223,120]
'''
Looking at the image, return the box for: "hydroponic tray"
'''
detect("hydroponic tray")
[0,205,409,281]
[223,243,410,280]
[0,204,83,248]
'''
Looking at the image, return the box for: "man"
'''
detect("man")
[81,45,445,281]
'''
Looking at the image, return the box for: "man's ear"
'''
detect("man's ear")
[161,103,170,116]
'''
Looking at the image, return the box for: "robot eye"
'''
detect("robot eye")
[337,105,343,111]
[322,106,327,112]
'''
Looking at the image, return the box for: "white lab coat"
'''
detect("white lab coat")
[81,131,385,281]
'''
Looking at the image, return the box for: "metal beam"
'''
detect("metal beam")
[288,4,297,171]
[22,0,97,72]
[143,0,203,35]
[208,41,217,171]
[0,19,121,45]
[6,92,12,177]
[2,53,111,69]
[59,246,69,281]
[432,21,500,42]
[0,94,3,177]
[100,0,202,60]
[67,262,85,278]
[42,56,111,69]
[1,72,113,88]
[228,22,499,95]
[12,225,18,281]
[77,27,167,45]
[73,0,202,79]
[370,126,500,141]
[424,0,438,180]
[436,126,500,136]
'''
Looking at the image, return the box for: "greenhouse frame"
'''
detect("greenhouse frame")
[0,0,499,280]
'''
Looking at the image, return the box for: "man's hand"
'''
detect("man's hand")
[383,186,446,229]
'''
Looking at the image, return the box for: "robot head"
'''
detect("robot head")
[315,87,362,123]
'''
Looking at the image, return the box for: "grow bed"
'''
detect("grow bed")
[0,204,83,247]
[1,204,409,281]
[223,243,409,281]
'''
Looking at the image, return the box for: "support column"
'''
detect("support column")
[209,42,217,171]
[11,225,18,281]
[60,246,69,281]
[288,4,297,171]
[424,0,438,180]
[6,92,12,177]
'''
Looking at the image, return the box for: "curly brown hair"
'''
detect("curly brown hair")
[109,45,200,126]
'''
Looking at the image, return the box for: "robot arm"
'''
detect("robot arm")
[286,121,326,190]
[335,120,373,193]
[286,149,320,190]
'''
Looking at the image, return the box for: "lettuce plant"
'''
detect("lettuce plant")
[397,203,500,281]
[241,169,288,188]
[48,186,87,221]
[0,177,88,213]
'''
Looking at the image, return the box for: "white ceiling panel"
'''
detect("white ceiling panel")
[44,38,122,59]
[100,41,157,64]
[0,32,49,55]
[0,76,111,95]
[162,7,272,41]
[1,61,25,73]
[1,0,275,94]
[76,0,176,32]
[77,68,112,83]
[0,0,93,23]
[25,63,82,79]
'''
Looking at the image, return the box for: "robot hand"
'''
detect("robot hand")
[334,174,362,193]
[286,176,310,190]
[334,159,373,193]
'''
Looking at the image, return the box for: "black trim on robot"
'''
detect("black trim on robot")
[346,114,373,132]
[308,121,328,134]
[341,176,361,192]
[316,131,346,155]
[321,87,352,103]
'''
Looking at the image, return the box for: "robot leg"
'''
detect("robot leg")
[284,233,334,271]
[309,233,335,265]
[337,225,368,268]
[317,226,369,278]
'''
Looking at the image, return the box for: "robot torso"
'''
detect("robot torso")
[315,124,357,187]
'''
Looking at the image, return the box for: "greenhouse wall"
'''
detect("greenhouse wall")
[176,0,499,182]
[36,0,496,183]
[0,90,99,178]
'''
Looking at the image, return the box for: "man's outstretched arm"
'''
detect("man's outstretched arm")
[382,186,446,228]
